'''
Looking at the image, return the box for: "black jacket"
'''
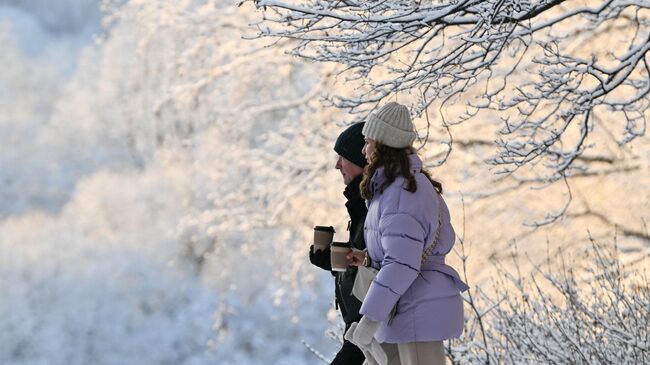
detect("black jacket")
[309,175,367,324]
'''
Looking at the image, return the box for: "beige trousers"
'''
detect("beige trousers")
[376,341,446,365]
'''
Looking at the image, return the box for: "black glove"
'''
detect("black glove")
[309,245,332,271]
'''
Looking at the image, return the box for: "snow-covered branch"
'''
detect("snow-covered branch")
[251,0,650,180]
[451,235,649,364]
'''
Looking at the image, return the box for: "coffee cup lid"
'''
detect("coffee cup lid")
[314,225,335,233]
[331,241,350,248]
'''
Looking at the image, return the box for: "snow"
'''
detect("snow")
[0,1,340,363]
[0,1,648,364]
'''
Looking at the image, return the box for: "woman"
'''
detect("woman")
[345,102,469,365]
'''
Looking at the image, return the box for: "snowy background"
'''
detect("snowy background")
[0,1,648,364]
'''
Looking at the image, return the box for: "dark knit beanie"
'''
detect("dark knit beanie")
[334,122,367,168]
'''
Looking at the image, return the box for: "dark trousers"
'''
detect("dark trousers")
[330,323,365,365]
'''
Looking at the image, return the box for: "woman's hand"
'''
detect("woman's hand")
[347,248,367,267]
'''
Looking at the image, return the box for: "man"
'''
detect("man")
[309,122,368,365]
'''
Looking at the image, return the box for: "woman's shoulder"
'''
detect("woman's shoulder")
[378,175,434,213]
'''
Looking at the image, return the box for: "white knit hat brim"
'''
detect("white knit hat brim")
[363,112,417,148]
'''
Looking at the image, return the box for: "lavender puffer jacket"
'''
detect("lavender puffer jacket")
[360,154,469,343]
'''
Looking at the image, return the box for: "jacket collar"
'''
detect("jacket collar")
[344,174,363,201]
[370,153,422,195]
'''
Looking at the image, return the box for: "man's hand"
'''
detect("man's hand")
[309,245,332,271]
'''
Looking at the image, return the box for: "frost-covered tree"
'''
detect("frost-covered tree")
[1,0,349,363]
[2,0,647,364]
[244,7,650,322]
[451,236,649,364]
[251,0,649,184]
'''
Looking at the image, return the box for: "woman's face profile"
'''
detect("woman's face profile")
[362,138,377,163]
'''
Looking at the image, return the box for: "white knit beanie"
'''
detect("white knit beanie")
[362,102,417,148]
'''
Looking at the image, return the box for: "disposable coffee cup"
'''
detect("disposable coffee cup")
[330,241,350,272]
[313,226,335,252]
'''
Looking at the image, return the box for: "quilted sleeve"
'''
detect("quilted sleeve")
[360,212,425,322]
